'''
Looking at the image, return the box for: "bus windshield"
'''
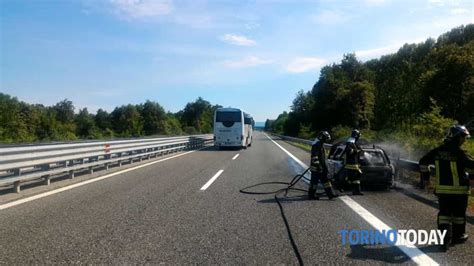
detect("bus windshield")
[244,117,252,125]
[216,112,242,123]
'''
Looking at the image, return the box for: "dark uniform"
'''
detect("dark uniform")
[419,125,474,249]
[310,140,337,199]
[309,131,337,199]
[344,130,364,195]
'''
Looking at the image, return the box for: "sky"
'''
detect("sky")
[1,0,473,122]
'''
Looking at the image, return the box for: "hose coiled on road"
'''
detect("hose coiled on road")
[239,167,324,266]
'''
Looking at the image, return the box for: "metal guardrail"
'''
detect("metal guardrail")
[271,133,420,171]
[0,135,213,193]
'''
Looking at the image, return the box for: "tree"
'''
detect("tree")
[0,93,30,142]
[165,113,183,135]
[140,100,167,135]
[95,109,112,131]
[53,99,75,124]
[423,42,474,123]
[75,108,96,138]
[180,97,220,133]
[111,105,143,137]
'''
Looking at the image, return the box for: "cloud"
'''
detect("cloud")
[109,0,172,19]
[428,0,462,7]
[451,8,469,14]
[312,10,350,24]
[362,0,389,6]
[222,56,272,68]
[355,38,425,59]
[220,34,256,46]
[285,57,326,73]
[355,44,401,59]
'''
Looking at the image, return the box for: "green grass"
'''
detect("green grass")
[286,141,311,152]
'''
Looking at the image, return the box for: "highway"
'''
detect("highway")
[0,131,472,264]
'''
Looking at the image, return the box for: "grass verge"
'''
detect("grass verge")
[286,141,312,152]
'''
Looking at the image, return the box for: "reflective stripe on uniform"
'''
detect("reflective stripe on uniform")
[352,180,361,184]
[438,215,452,225]
[345,164,360,170]
[433,159,470,195]
[452,216,465,224]
[435,185,470,195]
[450,161,460,187]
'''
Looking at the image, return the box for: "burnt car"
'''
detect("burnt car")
[327,142,394,190]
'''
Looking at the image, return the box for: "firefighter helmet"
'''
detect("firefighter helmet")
[351,129,361,141]
[446,125,471,140]
[318,131,331,143]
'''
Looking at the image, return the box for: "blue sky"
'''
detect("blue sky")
[1,0,472,122]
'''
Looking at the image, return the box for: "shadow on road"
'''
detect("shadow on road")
[197,145,243,152]
[346,244,445,264]
[347,244,447,263]
[394,187,474,225]
[347,244,412,264]
[257,193,337,203]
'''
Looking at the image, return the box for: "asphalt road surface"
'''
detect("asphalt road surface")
[0,131,472,264]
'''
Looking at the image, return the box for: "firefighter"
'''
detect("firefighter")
[309,131,338,199]
[419,125,474,251]
[344,129,364,195]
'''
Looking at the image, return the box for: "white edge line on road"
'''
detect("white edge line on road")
[264,134,311,181]
[264,133,438,266]
[232,154,240,160]
[200,170,224,191]
[0,147,207,211]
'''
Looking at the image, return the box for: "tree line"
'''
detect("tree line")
[265,24,474,155]
[0,94,221,143]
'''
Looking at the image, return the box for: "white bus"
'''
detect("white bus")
[213,108,253,149]
[243,112,254,147]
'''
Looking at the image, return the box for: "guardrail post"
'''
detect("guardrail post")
[69,170,75,179]
[12,169,21,176]
[44,176,51,186]
[118,152,122,166]
[41,164,51,185]
[13,181,21,193]
[89,166,94,174]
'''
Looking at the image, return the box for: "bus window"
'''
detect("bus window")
[216,112,242,122]
[244,117,252,124]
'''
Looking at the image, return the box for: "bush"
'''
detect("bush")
[331,125,352,142]
[464,138,474,155]
[184,126,198,135]
[411,100,457,152]
[297,124,313,139]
